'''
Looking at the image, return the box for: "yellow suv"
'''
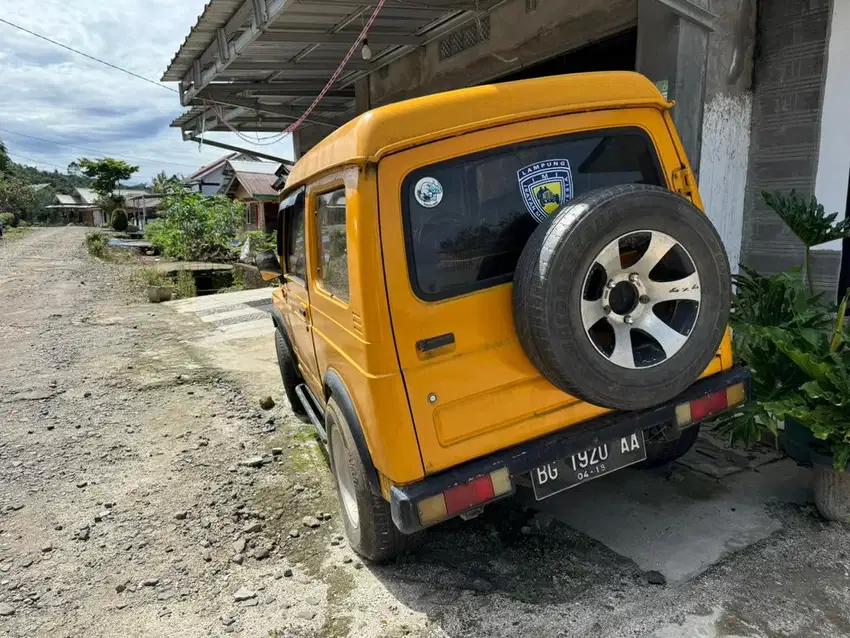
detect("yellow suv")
[266,72,749,562]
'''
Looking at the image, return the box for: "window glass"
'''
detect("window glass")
[286,198,306,281]
[317,189,349,301]
[402,128,663,300]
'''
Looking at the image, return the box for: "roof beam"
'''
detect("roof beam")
[183,133,288,163]
[182,0,299,104]
[199,83,354,100]
[224,60,373,72]
[261,30,424,46]
[195,96,341,128]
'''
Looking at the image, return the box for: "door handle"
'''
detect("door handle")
[298,307,307,319]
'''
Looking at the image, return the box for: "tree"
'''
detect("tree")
[152,171,184,194]
[78,157,139,198]
[0,173,38,224]
[0,140,9,174]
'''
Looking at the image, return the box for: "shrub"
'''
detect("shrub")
[0,212,15,228]
[111,209,128,232]
[175,270,197,298]
[86,231,108,259]
[133,267,170,287]
[146,192,243,262]
[17,220,28,228]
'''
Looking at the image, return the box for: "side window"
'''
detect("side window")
[316,189,349,301]
[285,193,307,281]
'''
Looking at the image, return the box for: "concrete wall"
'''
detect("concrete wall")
[369,0,637,105]
[741,0,838,293]
[814,0,850,251]
[697,0,757,272]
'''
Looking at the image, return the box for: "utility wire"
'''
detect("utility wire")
[0,17,178,93]
[7,152,67,171]
[0,128,201,169]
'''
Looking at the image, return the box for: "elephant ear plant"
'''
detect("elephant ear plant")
[755,292,850,470]
[762,190,850,294]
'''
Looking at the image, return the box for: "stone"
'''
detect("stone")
[76,481,88,488]
[302,516,321,529]
[201,551,212,563]
[305,596,320,606]
[233,538,247,554]
[83,391,92,398]
[271,448,283,456]
[174,512,188,521]
[231,554,244,565]
[19,556,33,568]
[353,562,363,570]
[259,396,276,410]
[297,609,317,621]
[644,570,667,586]
[241,456,264,469]
[283,568,293,578]
[288,529,300,538]
[78,527,90,541]
[343,557,353,564]
[233,587,257,602]
[142,578,159,587]
[254,547,270,561]
[0,603,15,616]
[40,543,53,553]
[115,584,126,594]
[243,522,262,534]
[241,598,259,607]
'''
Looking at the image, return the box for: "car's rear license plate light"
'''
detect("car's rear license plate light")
[675,382,746,426]
[416,467,512,527]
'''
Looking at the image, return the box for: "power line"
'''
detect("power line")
[0,17,177,94]
[6,151,67,171]
[0,128,200,169]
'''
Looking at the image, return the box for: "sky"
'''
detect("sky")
[0,0,294,185]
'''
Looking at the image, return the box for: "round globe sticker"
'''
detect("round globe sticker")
[414,177,444,208]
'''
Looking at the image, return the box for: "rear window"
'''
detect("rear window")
[402,128,664,300]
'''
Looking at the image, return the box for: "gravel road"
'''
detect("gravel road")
[1,228,850,638]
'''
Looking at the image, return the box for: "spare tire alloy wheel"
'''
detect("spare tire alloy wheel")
[513,184,731,412]
[582,230,700,369]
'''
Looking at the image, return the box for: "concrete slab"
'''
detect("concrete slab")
[165,288,271,313]
[526,458,811,584]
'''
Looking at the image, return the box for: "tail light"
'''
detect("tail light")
[416,467,512,527]
[675,382,747,426]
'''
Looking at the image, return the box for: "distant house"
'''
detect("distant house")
[219,160,288,234]
[184,151,264,196]
[125,194,166,230]
[46,187,150,226]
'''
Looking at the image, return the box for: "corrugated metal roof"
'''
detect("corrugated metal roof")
[161,0,505,136]
[75,188,97,205]
[55,194,77,205]
[234,171,279,198]
[227,160,279,174]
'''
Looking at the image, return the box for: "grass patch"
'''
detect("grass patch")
[130,267,170,289]
[175,270,197,298]
[3,227,34,242]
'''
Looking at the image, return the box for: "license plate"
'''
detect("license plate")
[530,430,647,501]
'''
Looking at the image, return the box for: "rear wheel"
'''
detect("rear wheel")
[638,424,700,468]
[326,397,421,562]
[274,329,306,416]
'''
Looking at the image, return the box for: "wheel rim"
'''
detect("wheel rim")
[580,230,701,369]
[330,426,359,530]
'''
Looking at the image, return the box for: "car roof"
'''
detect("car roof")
[284,71,668,194]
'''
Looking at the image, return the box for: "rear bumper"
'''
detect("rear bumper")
[390,365,751,534]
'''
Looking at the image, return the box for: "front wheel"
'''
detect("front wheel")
[327,397,421,562]
[274,329,306,416]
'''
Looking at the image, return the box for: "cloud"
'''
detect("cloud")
[0,0,294,183]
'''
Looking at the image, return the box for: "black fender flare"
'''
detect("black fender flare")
[324,369,382,496]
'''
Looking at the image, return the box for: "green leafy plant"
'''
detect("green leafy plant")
[78,157,139,199]
[754,293,850,469]
[86,231,108,259]
[0,212,15,228]
[175,270,197,299]
[715,267,833,446]
[242,230,277,253]
[133,267,170,287]
[763,190,850,294]
[145,192,244,262]
[111,209,128,232]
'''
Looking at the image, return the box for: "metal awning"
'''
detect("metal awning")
[162,0,504,137]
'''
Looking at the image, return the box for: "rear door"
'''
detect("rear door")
[378,110,681,474]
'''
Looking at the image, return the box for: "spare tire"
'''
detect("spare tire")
[513,184,730,411]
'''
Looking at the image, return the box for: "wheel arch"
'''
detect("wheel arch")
[323,369,382,496]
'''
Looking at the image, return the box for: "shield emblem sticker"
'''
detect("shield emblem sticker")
[517,159,573,223]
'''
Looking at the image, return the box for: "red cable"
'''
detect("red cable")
[284,0,387,134]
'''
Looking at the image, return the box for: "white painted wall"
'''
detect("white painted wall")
[814,0,850,251]
[698,93,753,272]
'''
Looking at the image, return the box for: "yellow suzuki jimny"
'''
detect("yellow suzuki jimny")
[265,71,749,561]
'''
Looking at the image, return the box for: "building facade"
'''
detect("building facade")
[163,0,850,298]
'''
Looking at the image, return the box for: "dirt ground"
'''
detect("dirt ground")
[2,227,850,638]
